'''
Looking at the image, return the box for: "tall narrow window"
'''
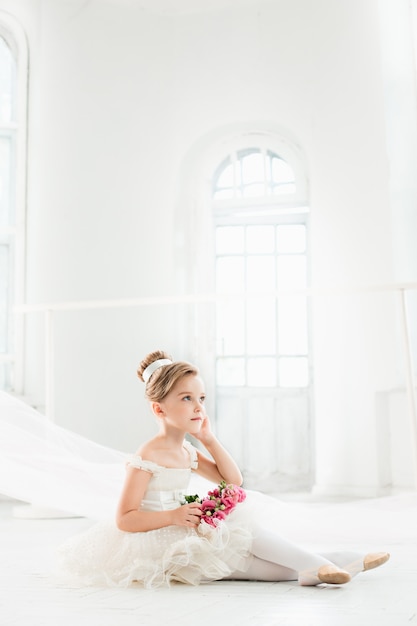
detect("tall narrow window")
[0,16,28,391]
[213,148,309,389]
[212,143,312,489]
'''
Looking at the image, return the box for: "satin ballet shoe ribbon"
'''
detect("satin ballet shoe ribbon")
[343,552,390,578]
[299,565,351,586]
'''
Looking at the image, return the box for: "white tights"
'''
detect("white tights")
[225,526,365,585]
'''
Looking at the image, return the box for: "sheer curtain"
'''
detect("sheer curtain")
[0,391,125,520]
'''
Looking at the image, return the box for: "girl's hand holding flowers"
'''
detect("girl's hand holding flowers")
[183,481,246,528]
[172,502,202,528]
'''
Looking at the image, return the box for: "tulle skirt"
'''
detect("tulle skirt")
[58,504,254,588]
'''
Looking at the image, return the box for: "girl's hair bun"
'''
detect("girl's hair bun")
[137,350,172,382]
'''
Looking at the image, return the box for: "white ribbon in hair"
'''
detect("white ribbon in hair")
[142,359,172,383]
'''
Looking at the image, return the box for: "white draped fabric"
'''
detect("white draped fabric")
[0,391,126,520]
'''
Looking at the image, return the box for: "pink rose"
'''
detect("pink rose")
[212,510,227,521]
[193,481,246,528]
[221,496,237,511]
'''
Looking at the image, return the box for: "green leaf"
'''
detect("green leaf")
[183,494,201,504]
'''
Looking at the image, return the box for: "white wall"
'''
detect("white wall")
[2,0,416,493]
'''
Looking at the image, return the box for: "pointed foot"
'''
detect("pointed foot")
[318,565,351,585]
[363,552,390,571]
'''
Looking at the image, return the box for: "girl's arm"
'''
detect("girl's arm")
[193,416,243,486]
[116,467,201,532]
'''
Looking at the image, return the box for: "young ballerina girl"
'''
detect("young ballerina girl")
[59,350,390,588]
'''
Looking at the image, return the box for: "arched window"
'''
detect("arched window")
[0,14,28,391]
[213,146,309,389]
[213,148,296,200]
[211,139,312,489]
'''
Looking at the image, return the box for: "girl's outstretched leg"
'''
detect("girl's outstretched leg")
[250,526,350,586]
[321,551,390,578]
[225,528,389,585]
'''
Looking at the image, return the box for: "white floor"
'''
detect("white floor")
[1,492,416,626]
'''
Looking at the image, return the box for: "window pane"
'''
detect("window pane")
[0,136,12,230]
[246,225,274,253]
[217,357,245,386]
[247,298,276,354]
[0,361,12,389]
[213,188,235,200]
[247,357,276,387]
[0,37,15,123]
[0,244,9,352]
[277,255,306,290]
[216,161,234,188]
[216,301,245,355]
[278,296,308,354]
[246,256,274,292]
[277,225,306,253]
[216,226,244,254]
[216,256,245,293]
[279,357,309,387]
[247,298,275,354]
[240,150,264,184]
[242,182,266,197]
[271,157,295,185]
[272,182,296,195]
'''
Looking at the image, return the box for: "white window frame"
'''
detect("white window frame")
[207,133,314,487]
[212,137,310,390]
[0,12,28,392]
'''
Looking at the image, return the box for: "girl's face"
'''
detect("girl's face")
[157,374,206,434]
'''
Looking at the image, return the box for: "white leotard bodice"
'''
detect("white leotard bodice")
[126,440,198,511]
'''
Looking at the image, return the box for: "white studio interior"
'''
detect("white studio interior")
[0,1,417,624]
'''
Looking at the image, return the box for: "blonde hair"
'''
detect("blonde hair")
[137,350,198,402]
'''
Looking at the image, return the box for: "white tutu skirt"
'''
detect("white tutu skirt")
[58,504,254,588]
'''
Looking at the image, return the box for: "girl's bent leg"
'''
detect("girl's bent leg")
[225,556,297,582]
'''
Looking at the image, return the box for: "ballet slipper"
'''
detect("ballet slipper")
[299,564,351,586]
[300,552,389,586]
[363,552,390,571]
[317,565,351,585]
[344,552,390,578]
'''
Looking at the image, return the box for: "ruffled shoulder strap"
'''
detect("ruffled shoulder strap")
[183,440,198,470]
[126,455,160,474]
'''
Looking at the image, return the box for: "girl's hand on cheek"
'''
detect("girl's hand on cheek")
[193,415,215,446]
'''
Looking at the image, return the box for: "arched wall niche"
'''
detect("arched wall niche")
[174,123,311,484]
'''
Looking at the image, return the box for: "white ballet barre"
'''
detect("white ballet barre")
[14,281,417,312]
[14,281,417,486]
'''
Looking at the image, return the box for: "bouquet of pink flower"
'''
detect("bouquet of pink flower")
[183,480,246,528]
